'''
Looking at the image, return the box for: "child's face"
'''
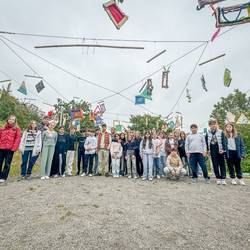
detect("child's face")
[59,127,64,134]
[70,128,76,134]
[226,124,233,133]
[210,123,217,131]
[145,133,150,138]
[171,151,177,157]
[8,116,16,125]
[191,127,198,134]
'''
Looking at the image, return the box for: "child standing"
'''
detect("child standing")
[19,121,42,179]
[110,134,123,178]
[185,124,210,183]
[140,132,154,181]
[125,133,137,179]
[164,148,186,179]
[152,133,162,179]
[0,115,21,183]
[40,121,58,180]
[83,130,97,177]
[66,126,77,176]
[224,123,246,186]
[77,129,87,175]
[165,132,178,157]
[205,119,227,185]
[158,132,166,178]
[51,126,67,177]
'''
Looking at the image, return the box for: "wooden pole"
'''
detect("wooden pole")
[35,44,144,50]
[199,53,226,66]
[24,75,43,79]
[0,79,11,83]
[147,49,166,63]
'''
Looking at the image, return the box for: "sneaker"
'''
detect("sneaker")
[216,179,221,185]
[17,176,26,181]
[41,176,46,180]
[89,174,93,177]
[149,178,153,181]
[142,177,146,181]
[205,178,210,184]
[231,179,237,185]
[62,174,66,178]
[0,179,6,183]
[45,176,50,180]
[191,178,197,183]
[134,176,138,179]
[128,175,132,179]
[221,179,227,185]
[105,173,109,177]
[81,173,86,177]
[157,175,161,179]
[161,175,165,178]
[239,179,246,186]
[54,175,59,178]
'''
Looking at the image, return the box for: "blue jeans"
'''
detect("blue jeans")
[159,155,166,176]
[153,157,160,176]
[21,150,39,176]
[142,154,153,180]
[189,153,209,179]
[84,154,95,174]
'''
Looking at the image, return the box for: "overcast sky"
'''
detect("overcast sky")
[0,0,249,130]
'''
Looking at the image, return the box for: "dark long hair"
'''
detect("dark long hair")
[142,132,153,149]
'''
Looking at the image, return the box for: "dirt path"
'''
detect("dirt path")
[0,176,250,250]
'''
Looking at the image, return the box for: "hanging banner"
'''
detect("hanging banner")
[95,115,104,126]
[226,112,236,123]
[135,96,145,105]
[72,119,81,131]
[162,67,170,88]
[115,124,124,133]
[35,80,45,93]
[236,114,250,125]
[167,121,175,130]
[70,109,84,120]
[224,68,232,87]
[17,81,27,95]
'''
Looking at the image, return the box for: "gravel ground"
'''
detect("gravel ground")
[0,176,250,250]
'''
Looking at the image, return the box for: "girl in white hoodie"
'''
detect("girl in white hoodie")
[110,134,123,178]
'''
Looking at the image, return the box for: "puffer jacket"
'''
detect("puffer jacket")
[0,124,21,151]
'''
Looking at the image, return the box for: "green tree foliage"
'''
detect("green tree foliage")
[0,88,41,129]
[210,89,250,173]
[129,115,167,134]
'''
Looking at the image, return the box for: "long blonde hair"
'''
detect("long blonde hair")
[5,115,18,128]
[224,123,237,138]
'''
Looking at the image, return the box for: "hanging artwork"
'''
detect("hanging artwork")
[201,75,208,92]
[17,81,27,95]
[135,95,145,105]
[211,27,221,42]
[186,89,192,103]
[224,68,232,87]
[115,124,124,133]
[62,113,70,126]
[72,119,81,131]
[236,114,250,125]
[47,111,54,118]
[214,2,250,28]
[103,0,128,29]
[139,79,154,100]
[89,112,96,122]
[35,80,45,93]
[162,66,170,89]
[167,120,175,130]
[94,101,106,114]
[226,112,236,123]
[197,0,226,10]
[175,116,182,129]
[95,114,104,126]
[70,109,84,120]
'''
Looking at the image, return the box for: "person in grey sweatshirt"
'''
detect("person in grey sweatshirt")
[185,124,210,183]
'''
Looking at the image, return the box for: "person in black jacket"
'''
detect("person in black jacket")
[51,126,67,177]
[76,129,87,175]
[66,126,77,176]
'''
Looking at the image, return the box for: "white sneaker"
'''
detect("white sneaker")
[62,174,66,178]
[157,175,161,179]
[41,176,46,180]
[81,173,86,177]
[221,180,227,185]
[54,175,58,178]
[89,174,93,177]
[128,175,132,179]
[142,177,146,181]
[161,175,165,178]
[216,179,221,185]
[149,178,153,181]
[231,179,237,185]
[0,179,6,183]
[45,176,50,179]
[239,179,246,186]
[134,176,138,179]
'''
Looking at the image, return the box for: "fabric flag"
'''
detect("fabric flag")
[72,119,81,131]
[226,112,236,123]
[224,68,232,87]
[103,0,128,29]
[236,114,250,125]
[167,121,175,130]
[95,115,104,126]
[89,112,96,121]
[71,109,84,119]
[115,124,124,133]
[162,67,170,88]
[135,95,145,105]
[35,80,45,93]
[17,81,27,95]
[201,75,208,92]
[186,89,192,103]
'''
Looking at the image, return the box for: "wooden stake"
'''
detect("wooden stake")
[199,53,226,66]
[147,49,166,63]
[35,44,144,50]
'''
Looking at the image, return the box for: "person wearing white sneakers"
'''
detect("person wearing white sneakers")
[110,134,123,178]
[224,123,246,186]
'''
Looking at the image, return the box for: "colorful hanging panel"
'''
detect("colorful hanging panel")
[135,95,145,105]
[201,75,208,92]
[162,67,170,89]
[214,2,250,27]
[103,0,128,29]
[70,109,84,120]
[35,80,45,93]
[17,81,27,95]
[224,68,232,87]
[139,79,153,100]
[236,114,250,125]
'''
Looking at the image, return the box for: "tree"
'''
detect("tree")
[0,86,42,129]
[129,115,168,134]
[210,89,250,173]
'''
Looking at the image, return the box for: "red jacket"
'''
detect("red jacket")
[0,124,21,151]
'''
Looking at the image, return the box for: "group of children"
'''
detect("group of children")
[0,115,247,186]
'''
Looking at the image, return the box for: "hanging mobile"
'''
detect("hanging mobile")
[162,66,170,89]
[201,74,208,92]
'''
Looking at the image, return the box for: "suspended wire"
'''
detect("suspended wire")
[167,42,209,116]
[0,30,208,43]
[93,42,208,103]
[0,35,158,115]
[0,37,70,102]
